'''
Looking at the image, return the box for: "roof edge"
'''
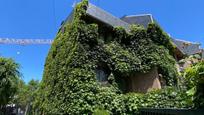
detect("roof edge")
[174,39,201,45]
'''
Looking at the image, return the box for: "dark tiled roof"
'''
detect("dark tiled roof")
[64,3,130,30]
[121,14,153,28]
[172,39,201,56]
[86,4,130,30]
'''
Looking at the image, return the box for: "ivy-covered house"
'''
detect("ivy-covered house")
[63,3,204,61]
[61,3,204,93]
[61,3,168,93]
[37,1,195,114]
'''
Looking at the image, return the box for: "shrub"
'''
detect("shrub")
[184,61,204,108]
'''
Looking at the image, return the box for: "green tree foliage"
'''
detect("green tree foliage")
[0,57,20,109]
[12,79,26,109]
[184,61,204,108]
[35,0,186,114]
[12,79,39,114]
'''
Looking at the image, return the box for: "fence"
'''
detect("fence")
[139,108,204,115]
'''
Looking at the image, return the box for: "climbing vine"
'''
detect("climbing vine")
[34,0,192,114]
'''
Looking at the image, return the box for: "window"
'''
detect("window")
[96,69,108,82]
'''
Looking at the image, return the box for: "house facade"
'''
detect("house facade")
[61,3,202,93]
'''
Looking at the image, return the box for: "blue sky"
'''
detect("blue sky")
[0,0,203,82]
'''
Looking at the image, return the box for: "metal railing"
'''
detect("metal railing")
[139,108,204,115]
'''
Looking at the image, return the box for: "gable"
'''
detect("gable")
[173,39,201,56]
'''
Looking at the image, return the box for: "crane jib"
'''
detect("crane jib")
[0,38,53,45]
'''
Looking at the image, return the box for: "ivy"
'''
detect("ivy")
[34,0,191,114]
[147,23,176,54]
[141,87,193,108]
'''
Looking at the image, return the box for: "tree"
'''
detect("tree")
[0,57,20,111]
[12,79,39,114]
[12,79,27,110]
[25,79,39,114]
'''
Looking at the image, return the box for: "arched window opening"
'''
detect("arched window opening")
[95,63,111,83]
[96,69,108,82]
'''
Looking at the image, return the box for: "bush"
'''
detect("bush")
[141,87,193,108]
[184,61,204,108]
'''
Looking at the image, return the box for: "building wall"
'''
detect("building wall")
[202,50,204,59]
[126,68,161,93]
